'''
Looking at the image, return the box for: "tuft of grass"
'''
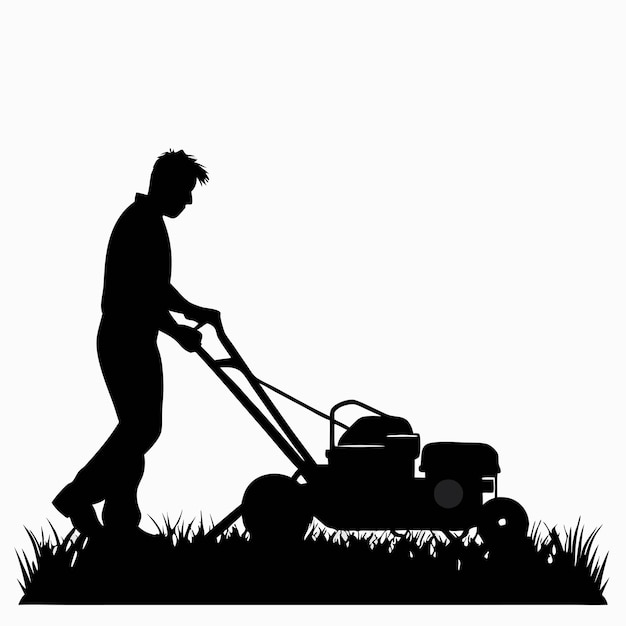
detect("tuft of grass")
[17,522,86,603]
[546,519,609,595]
[17,517,608,605]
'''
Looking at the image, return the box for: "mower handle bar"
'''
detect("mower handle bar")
[192,319,396,542]
[192,319,319,478]
[196,319,349,424]
[193,321,381,465]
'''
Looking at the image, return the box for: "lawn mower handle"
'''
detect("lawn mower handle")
[191,319,319,478]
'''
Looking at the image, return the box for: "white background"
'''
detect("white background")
[1,0,624,623]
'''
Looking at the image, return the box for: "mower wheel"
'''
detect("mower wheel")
[477,497,529,547]
[242,474,311,543]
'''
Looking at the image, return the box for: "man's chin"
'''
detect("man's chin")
[165,207,185,218]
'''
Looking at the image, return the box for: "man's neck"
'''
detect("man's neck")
[139,193,166,216]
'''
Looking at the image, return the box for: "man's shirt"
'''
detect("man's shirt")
[101,194,171,327]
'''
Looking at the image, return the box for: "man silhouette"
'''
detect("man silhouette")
[53,150,219,537]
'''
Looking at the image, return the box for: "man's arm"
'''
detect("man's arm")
[158,309,202,352]
[166,285,221,326]
[166,285,196,316]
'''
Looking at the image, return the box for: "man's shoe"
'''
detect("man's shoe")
[53,483,102,536]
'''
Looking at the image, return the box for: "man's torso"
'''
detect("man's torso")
[101,194,171,328]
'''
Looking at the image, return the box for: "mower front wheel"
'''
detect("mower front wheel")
[242,474,311,544]
[477,497,529,547]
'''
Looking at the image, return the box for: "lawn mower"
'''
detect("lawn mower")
[196,320,529,546]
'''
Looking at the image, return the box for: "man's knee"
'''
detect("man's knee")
[139,421,162,453]
[122,421,162,454]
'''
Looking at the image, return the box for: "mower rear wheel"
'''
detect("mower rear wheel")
[242,474,311,543]
[477,497,529,547]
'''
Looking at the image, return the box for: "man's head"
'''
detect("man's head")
[148,150,209,217]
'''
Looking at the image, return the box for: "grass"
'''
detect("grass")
[17,517,608,604]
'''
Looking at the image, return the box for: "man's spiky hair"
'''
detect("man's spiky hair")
[149,149,209,191]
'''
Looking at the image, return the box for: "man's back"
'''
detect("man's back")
[101,194,172,326]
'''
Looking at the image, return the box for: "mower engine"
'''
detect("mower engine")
[326,414,421,481]
[317,406,502,531]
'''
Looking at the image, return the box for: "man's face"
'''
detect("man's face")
[161,178,197,218]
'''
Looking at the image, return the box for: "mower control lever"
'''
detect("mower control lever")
[329,399,393,451]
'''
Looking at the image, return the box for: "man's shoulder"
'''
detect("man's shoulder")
[113,195,155,228]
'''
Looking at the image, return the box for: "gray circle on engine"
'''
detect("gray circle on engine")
[434,479,464,509]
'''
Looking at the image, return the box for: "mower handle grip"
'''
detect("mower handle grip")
[193,318,243,369]
[194,315,223,332]
[194,317,227,344]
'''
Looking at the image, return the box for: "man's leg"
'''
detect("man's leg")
[54,320,163,535]
[98,325,163,532]
[100,444,145,530]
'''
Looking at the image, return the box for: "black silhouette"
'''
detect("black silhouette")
[23,150,606,604]
[53,150,218,538]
